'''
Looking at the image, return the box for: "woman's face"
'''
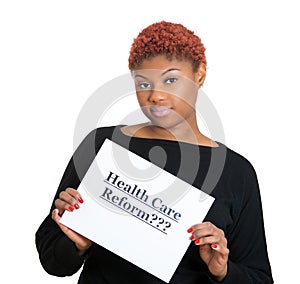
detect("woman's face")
[132,55,205,130]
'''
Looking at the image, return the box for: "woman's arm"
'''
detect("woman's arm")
[212,164,273,283]
[35,129,100,276]
[188,159,273,283]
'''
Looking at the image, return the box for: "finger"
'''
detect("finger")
[187,221,217,234]
[198,243,229,262]
[65,188,84,204]
[58,191,81,209]
[59,191,78,204]
[210,244,230,260]
[194,235,227,247]
[196,221,220,232]
[55,199,76,215]
[52,208,74,235]
[52,208,61,224]
[190,222,224,240]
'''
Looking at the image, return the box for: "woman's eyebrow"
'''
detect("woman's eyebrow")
[133,68,181,79]
[161,68,181,76]
[133,74,148,79]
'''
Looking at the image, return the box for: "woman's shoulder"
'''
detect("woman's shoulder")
[222,144,257,179]
[117,123,150,137]
[91,124,146,137]
[75,125,122,152]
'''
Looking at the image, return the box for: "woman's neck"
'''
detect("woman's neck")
[147,123,216,147]
[121,122,218,147]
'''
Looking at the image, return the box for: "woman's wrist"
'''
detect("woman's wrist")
[76,243,92,257]
[212,265,228,282]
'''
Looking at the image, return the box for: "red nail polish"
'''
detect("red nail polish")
[187,227,193,233]
[189,235,195,241]
[78,197,84,204]
[195,239,200,245]
[68,206,74,212]
[74,203,80,209]
[211,244,218,249]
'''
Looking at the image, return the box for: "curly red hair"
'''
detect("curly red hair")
[128,21,206,71]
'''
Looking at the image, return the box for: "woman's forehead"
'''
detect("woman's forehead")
[132,55,193,74]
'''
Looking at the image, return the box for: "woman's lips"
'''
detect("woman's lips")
[150,106,172,117]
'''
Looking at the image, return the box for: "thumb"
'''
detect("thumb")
[52,208,73,234]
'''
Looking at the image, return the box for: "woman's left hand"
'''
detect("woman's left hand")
[188,222,229,281]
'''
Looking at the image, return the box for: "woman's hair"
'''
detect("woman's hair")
[128,21,206,71]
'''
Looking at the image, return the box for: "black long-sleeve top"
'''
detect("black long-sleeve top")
[35,125,273,283]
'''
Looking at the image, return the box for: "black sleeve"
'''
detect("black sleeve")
[211,163,273,283]
[35,128,100,276]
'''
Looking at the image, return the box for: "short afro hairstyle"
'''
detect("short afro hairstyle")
[128,21,206,71]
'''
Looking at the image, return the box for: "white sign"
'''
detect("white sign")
[60,139,214,283]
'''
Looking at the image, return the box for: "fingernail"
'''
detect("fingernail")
[189,235,195,241]
[195,239,200,245]
[78,197,84,204]
[187,227,193,233]
[74,203,80,209]
[68,206,74,211]
[211,244,218,249]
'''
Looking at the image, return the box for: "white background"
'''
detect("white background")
[0,1,298,283]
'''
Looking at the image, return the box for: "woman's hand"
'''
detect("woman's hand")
[187,222,229,281]
[52,187,92,255]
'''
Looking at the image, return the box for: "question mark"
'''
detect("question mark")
[150,213,158,224]
[163,222,171,232]
[157,217,164,227]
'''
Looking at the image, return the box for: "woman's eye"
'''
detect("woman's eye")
[136,82,151,89]
[164,77,178,84]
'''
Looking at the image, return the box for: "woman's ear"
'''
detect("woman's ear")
[196,63,206,87]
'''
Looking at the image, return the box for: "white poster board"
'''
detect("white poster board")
[60,139,214,283]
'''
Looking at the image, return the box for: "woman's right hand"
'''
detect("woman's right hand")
[52,187,92,255]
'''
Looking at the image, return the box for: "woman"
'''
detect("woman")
[36,21,273,283]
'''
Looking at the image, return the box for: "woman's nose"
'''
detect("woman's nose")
[148,88,167,103]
